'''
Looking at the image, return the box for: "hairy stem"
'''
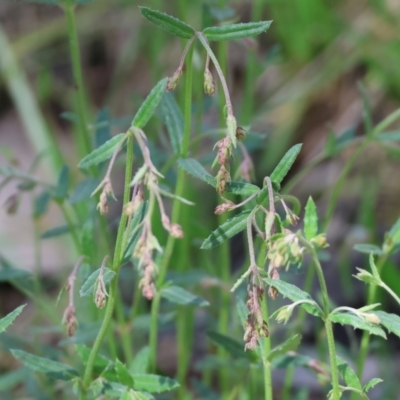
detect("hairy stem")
[82,133,134,389]
[148,45,194,379]
[304,242,340,400]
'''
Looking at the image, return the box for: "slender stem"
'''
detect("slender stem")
[197,33,233,116]
[64,0,92,158]
[304,241,340,400]
[149,46,194,380]
[82,133,134,389]
[354,255,388,386]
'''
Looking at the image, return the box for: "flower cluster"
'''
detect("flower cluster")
[243,266,269,350]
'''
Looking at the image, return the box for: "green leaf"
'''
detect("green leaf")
[122,202,149,264]
[386,216,400,249]
[376,131,400,142]
[0,267,31,282]
[68,178,101,204]
[160,285,209,307]
[139,7,195,39]
[115,359,134,388]
[201,210,251,249]
[270,144,302,184]
[225,181,260,196]
[267,334,302,362]
[160,93,183,155]
[203,21,272,41]
[336,356,362,391]
[132,78,168,128]
[78,134,125,169]
[330,313,386,338]
[363,377,383,392]
[10,349,78,381]
[304,197,318,240]
[41,225,70,239]
[0,305,26,334]
[177,158,260,196]
[353,244,383,255]
[177,158,214,184]
[374,311,400,339]
[263,278,323,318]
[80,268,116,297]
[75,344,110,371]
[33,191,51,218]
[207,331,254,361]
[132,374,179,393]
[129,347,150,375]
[53,165,69,201]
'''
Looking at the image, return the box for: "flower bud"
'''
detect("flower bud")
[170,223,184,238]
[204,68,216,96]
[167,69,182,91]
[62,305,78,337]
[236,126,246,141]
[311,234,328,248]
[97,191,109,215]
[214,203,234,215]
[364,313,381,325]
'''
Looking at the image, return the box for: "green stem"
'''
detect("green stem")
[261,300,273,400]
[64,0,92,158]
[305,242,340,400]
[148,45,194,377]
[354,255,388,387]
[82,133,134,389]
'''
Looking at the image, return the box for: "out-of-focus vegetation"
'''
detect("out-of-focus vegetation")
[1,1,400,399]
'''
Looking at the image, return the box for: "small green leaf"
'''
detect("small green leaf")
[263,278,323,318]
[132,374,179,393]
[68,178,101,204]
[132,78,168,129]
[336,356,362,391]
[207,331,254,361]
[374,311,400,339]
[80,268,116,297]
[115,359,134,388]
[330,313,386,338]
[177,158,214,184]
[177,158,260,196]
[33,191,50,218]
[203,21,272,41]
[75,344,110,371]
[160,285,209,307]
[267,334,302,362]
[160,93,183,155]
[129,347,150,375]
[78,134,125,169]
[140,7,195,39]
[353,244,383,255]
[10,349,78,381]
[385,216,400,250]
[376,131,400,142]
[363,377,383,393]
[53,165,69,201]
[236,297,248,328]
[368,253,380,279]
[0,305,26,334]
[201,210,251,249]
[41,225,70,239]
[270,144,302,184]
[230,269,251,293]
[304,197,318,240]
